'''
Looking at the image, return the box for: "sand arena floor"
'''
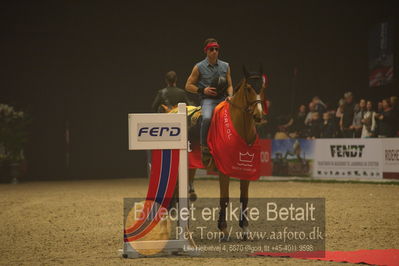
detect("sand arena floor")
[0,178,398,265]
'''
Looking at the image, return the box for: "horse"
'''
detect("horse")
[187,65,267,240]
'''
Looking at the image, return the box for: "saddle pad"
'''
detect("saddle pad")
[208,101,261,180]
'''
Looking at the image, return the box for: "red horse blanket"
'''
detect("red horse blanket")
[208,101,261,180]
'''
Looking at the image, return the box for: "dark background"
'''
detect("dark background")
[1,0,398,180]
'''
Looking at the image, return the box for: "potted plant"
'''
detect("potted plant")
[0,103,29,183]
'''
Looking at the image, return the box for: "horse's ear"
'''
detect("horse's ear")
[243,65,250,79]
[259,63,264,75]
[234,79,243,92]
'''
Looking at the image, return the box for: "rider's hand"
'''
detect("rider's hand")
[204,87,217,96]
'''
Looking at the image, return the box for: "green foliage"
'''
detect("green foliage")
[0,104,30,162]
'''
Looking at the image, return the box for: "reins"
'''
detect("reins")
[227,98,262,113]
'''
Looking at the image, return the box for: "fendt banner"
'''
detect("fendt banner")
[313,139,383,179]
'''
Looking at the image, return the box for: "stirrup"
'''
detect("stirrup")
[201,146,212,168]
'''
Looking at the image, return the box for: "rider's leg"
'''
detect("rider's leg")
[200,98,223,166]
[200,98,215,145]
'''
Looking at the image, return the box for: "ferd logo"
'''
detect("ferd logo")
[330,145,365,158]
[137,123,181,141]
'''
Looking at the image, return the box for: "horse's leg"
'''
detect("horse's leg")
[218,172,230,241]
[188,168,197,201]
[239,180,250,240]
[170,168,196,209]
[168,181,179,210]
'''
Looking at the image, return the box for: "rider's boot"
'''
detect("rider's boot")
[201,145,212,169]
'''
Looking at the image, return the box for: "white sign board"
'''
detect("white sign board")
[125,103,192,258]
[313,139,383,179]
[382,138,399,179]
[128,104,187,150]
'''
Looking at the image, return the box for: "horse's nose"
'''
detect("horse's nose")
[253,115,262,123]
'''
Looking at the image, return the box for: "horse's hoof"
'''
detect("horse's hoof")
[241,227,250,241]
[239,218,248,228]
[217,220,227,231]
[219,229,229,242]
[189,191,197,202]
[219,235,228,242]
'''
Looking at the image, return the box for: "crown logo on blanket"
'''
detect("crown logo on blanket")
[239,152,255,162]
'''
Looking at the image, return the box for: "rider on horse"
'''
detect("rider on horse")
[185,38,233,168]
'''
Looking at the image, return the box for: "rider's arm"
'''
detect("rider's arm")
[185,65,200,94]
[185,65,217,97]
[226,66,233,97]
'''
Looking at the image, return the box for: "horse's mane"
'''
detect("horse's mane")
[232,78,250,107]
[234,78,246,94]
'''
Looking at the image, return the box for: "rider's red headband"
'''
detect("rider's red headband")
[204,42,220,53]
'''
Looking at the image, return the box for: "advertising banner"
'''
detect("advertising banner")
[271,139,315,177]
[382,139,399,179]
[368,20,394,87]
[313,139,383,179]
[260,139,272,176]
[128,112,187,150]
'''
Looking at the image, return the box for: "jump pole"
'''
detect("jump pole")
[124,103,195,258]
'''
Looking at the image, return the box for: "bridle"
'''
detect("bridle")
[228,75,264,114]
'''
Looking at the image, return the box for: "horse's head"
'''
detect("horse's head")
[239,65,267,123]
